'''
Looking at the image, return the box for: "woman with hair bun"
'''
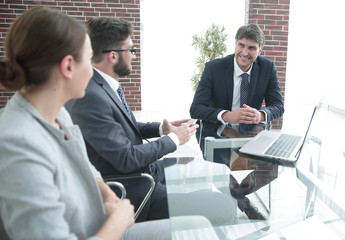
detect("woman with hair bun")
[0,7,171,240]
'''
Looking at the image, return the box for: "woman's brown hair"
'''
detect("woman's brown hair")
[0,7,86,91]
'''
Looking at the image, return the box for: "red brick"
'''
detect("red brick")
[78,7,94,12]
[67,11,83,16]
[273,35,288,41]
[265,25,282,31]
[265,40,280,46]
[279,0,290,4]
[107,3,124,8]
[0,13,17,19]
[265,15,283,21]
[277,10,289,15]
[264,4,283,10]
[258,9,277,15]
[62,6,79,11]
[257,20,275,25]
[259,0,279,4]
[74,2,90,7]
[4,0,23,4]
[91,3,107,7]
[276,20,289,26]
[279,41,288,46]
[84,12,99,17]
[250,14,265,20]
[94,7,109,12]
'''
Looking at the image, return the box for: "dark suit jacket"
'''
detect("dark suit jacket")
[190,54,284,123]
[66,70,176,220]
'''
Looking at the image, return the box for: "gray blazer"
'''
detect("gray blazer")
[66,70,176,176]
[0,92,105,240]
[66,70,176,220]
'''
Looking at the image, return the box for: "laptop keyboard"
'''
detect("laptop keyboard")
[264,134,302,158]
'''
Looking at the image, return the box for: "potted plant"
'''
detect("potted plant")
[191,24,228,91]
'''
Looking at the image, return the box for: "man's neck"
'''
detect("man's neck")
[92,63,119,81]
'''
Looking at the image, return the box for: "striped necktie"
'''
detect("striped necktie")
[117,85,132,119]
[239,73,249,133]
[240,73,249,108]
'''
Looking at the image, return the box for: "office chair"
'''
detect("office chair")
[0,173,155,239]
[103,173,155,220]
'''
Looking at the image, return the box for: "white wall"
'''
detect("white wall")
[141,0,345,127]
[285,0,345,131]
[140,0,246,121]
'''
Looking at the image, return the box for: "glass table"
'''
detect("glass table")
[294,102,345,235]
[163,105,345,239]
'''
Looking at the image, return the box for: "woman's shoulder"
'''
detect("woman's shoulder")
[1,101,41,135]
[0,101,60,165]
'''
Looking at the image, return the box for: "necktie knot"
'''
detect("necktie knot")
[241,73,249,82]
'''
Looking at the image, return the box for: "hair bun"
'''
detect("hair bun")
[0,60,26,91]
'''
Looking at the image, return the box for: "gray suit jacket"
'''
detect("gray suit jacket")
[0,92,105,240]
[66,70,176,220]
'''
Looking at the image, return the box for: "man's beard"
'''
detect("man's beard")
[113,56,131,77]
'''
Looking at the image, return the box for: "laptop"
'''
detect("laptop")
[239,101,322,162]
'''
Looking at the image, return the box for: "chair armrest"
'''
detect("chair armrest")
[103,173,155,220]
[106,181,126,199]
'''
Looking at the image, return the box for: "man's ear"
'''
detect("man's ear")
[106,51,118,64]
[59,55,74,79]
[258,47,263,56]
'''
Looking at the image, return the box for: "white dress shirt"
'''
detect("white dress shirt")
[217,60,267,125]
[217,59,252,125]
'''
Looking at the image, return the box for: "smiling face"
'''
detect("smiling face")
[235,38,262,72]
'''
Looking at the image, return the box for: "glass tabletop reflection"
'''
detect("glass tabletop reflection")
[163,155,306,239]
[163,117,345,239]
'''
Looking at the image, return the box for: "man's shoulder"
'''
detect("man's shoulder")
[206,54,234,70]
[208,54,234,64]
[84,76,101,93]
[82,69,107,92]
[81,71,111,99]
[256,55,274,66]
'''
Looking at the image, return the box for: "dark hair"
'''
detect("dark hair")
[87,17,133,63]
[235,23,265,48]
[0,7,86,91]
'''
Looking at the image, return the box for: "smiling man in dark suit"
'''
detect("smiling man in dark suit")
[190,24,284,222]
[66,17,198,222]
[190,23,284,127]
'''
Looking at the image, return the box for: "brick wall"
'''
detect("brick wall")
[247,0,290,129]
[0,0,141,110]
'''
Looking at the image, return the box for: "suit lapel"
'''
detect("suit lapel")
[92,70,136,125]
[226,55,235,110]
[248,60,259,105]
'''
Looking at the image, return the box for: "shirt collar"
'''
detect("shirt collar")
[234,57,253,78]
[93,67,119,92]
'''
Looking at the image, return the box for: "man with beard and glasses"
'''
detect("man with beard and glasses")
[66,17,198,222]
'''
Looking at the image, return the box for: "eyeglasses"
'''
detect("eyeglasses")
[102,47,137,55]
